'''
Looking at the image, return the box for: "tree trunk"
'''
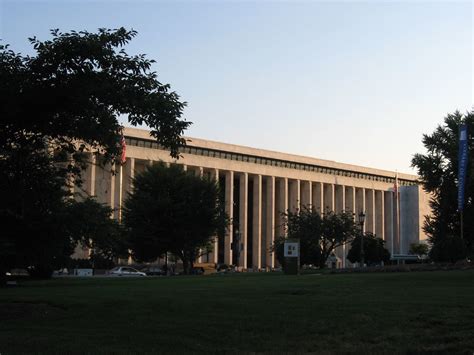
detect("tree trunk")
[182,258,189,275]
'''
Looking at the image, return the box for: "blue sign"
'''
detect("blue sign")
[458,124,468,211]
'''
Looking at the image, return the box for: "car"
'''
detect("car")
[109,266,146,277]
[141,266,166,276]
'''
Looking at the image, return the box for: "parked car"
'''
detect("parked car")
[141,266,166,276]
[109,267,146,277]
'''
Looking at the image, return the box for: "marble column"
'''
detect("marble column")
[210,169,219,264]
[239,172,248,268]
[253,174,262,270]
[365,189,375,233]
[224,170,234,265]
[375,190,384,240]
[312,182,323,213]
[265,176,275,270]
[277,178,288,238]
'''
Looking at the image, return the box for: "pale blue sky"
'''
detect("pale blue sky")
[1,0,472,173]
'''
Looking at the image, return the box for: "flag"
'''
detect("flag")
[458,124,469,211]
[120,135,127,165]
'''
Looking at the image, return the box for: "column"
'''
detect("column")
[197,166,205,263]
[122,157,135,198]
[344,186,356,267]
[345,186,356,213]
[210,169,219,264]
[384,191,394,255]
[113,164,122,220]
[277,177,288,238]
[355,188,365,232]
[289,179,300,213]
[85,153,96,197]
[335,185,345,213]
[300,181,312,210]
[253,174,262,270]
[334,185,345,267]
[312,182,323,213]
[224,171,234,265]
[365,189,375,233]
[265,176,275,270]
[95,159,107,205]
[323,183,335,213]
[239,172,248,268]
[108,164,115,217]
[375,190,384,240]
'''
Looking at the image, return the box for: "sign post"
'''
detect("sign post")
[283,239,300,275]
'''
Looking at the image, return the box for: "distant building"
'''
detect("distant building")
[75,127,431,269]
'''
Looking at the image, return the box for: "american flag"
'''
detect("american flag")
[120,135,126,164]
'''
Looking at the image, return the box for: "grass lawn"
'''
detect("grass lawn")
[1,270,474,354]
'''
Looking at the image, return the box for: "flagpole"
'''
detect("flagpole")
[398,187,401,254]
[390,191,394,256]
[118,163,123,223]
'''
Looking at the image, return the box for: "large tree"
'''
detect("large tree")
[1,27,189,161]
[412,110,473,262]
[123,163,227,274]
[273,207,358,268]
[0,28,190,282]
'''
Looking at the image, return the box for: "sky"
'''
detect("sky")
[1,0,472,174]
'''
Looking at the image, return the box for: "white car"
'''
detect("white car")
[109,267,146,277]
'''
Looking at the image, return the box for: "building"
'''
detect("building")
[76,127,431,269]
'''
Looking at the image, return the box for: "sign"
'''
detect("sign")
[283,240,300,275]
[458,124,469,211]
[74,268,93,277]
[284,242,299,258]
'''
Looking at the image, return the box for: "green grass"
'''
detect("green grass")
[1,271,474,354]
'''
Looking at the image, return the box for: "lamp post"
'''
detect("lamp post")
[358,212,366,267]
[233,227,241,268]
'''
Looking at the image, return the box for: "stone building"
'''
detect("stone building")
[77,127,430,269]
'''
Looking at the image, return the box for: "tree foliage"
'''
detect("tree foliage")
[409,243,429,259]
[411,110,473,261]
[273,207,358,268]
[123,163,228,274]
[347,232,391,265]
[1,27,190,162]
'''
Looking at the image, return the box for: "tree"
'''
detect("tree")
[123,163,227,274]
[412,110,473,262]
[0,28,190,283]
[0,145,75,280]
[1,28,190,162]
[409,243,429,261]
[347,232,391,266]
[273,207,358,269]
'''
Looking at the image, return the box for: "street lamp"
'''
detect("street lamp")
[358,212,366,267]
[233,227,241,267]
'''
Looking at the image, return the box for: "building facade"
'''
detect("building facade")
[77,127,430,269]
